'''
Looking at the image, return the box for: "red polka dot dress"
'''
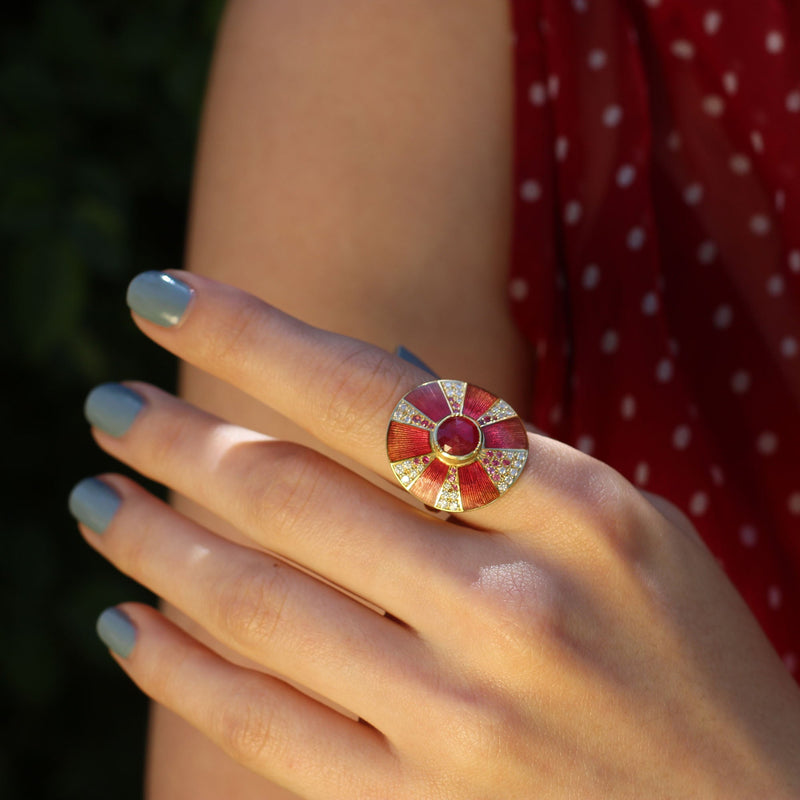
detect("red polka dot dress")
[509,0,800,676]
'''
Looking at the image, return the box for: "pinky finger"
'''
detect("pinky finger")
[96,603,398,799]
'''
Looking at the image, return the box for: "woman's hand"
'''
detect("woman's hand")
[71,271,800,799]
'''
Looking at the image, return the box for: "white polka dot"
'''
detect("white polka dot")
[529,82,547,106]
[713,305,734,329]
[620,395,637,420]
[601,330,620,354]
[520,180,542,202]
[757,431,779,455]
[571,0,589,12]
[789,492,800,515]
[656,358,674,382]
[641,292,659,315]
[768,586,783,610]
[781,336,798,358]
[704,10,722,35]
[689,492,709,516]
[671,39,695,59]
[789,251,800,273]
[603,104,623,127]
[616,164,637,187]
[730,154,751,175]
[751,131,765,153]
[577,435,595,455]
[588,49,607,70]
[710,465,725,486]
[644,0,660,6]
[555,136,569,161]
[548,74,560,99]
[697,240,718,264]
[582,264,601,289]
[634,462,650,486]
[766,31,785,54]
[684,183,704,206]
[787,91,800,113]
[722,72,739,95]
[703,95,725,117]
[564,201,583,226]
[785,653,798,674]
[775,190,786,212]
[750,214,771,235]
[739,525,758,547]
[509,278,529,302]
[731,370,751,394]
[666,130,682,151]
[627,227,646,251]
[766,274,785,296]
[673,425,692,450]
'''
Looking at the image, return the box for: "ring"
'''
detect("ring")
[386,380,529,512]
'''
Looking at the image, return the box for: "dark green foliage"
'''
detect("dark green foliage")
[1,1,223,797]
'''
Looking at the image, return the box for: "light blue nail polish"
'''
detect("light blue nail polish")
[84,383,145,437]
[68,478,121,534]
[97,607,137,658]
[395,345,438,378]
[126,271,193,327]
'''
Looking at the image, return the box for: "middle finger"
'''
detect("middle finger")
[87,381,465,628]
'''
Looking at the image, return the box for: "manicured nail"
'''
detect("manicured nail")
[395,345,438,378]
[126,271,193,327]
[68,477,121,534]
[84,383,145,437]
[97,607,137,658]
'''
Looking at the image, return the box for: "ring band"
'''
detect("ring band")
[386,380,529,512]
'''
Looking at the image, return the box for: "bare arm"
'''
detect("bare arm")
[146,1,531,797]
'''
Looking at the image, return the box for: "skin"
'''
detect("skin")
[79,272,800,798]
[77,1,800,797]
[143,1,529,795]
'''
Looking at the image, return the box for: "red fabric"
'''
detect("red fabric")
[509,0,800,676]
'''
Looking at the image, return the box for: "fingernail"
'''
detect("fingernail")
[84,383,145,437]
[126,271,193,327]
[395,345,438,378]
[68,478,121,534]
[97,607,137,658]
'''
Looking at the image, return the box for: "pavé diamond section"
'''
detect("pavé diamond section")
[387,379,529,511]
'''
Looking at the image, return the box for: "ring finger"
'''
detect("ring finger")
[70,473,430,731]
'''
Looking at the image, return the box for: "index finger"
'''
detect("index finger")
[126,270,640,533]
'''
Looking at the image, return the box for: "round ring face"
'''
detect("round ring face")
[386,380,529,512]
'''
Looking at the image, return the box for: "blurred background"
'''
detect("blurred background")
[1,1,224,796]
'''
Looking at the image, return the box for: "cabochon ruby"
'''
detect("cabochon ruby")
[435,416,481,457]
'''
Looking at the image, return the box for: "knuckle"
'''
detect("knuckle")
[216,683,282,767]
[314,345,407,444]
[242,443,327,535]
[568,458,648,558]
[217,561,292,651]
[202,294,267,369]
[141,405,196,470]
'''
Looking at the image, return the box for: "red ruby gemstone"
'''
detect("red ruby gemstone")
[435,416,481,457]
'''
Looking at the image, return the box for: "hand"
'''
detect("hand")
[72,271,800,799]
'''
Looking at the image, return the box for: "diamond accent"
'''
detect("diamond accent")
[391,454,434,487]
[478,449,528,493]
[440,380,466,415]
[478,399,517,426]
[391,400,436,430]
[434,466,463,512]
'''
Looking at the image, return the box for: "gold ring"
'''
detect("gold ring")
[386,380,528,512]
